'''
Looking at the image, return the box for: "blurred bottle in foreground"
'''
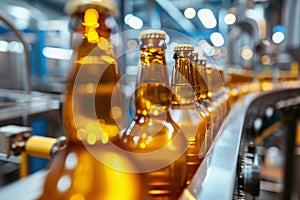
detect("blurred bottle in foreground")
[38,1,145,199]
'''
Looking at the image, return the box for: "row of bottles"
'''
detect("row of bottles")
[38,2,228,199]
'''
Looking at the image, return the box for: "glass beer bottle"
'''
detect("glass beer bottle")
[38,3,146,200]
[118,29,187,199]
[170,45,207,185]
[192,52,212,155]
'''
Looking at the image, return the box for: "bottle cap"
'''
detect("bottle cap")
[192,51,199,56]
[199,57,207,65]
[139,29,167,40]
[65,0,118,16]
[199,57,207,61]
[173,44,194,51]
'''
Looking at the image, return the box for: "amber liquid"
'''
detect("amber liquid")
[119,83,187,199]
[200,66,224,137]
[195,101,212,154]
[171,54,207,185]
[38,11,135,200]
[63,36,126,144]
[194,64,209,100]
[192,70,213,151]
[171,103,207,185]
[192,63,214,147]
[38,144,147,200]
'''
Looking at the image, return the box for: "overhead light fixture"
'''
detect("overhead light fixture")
[210,32,224,47]
[224,13,236,25]
[197,9,217,29]
[42,47,73,60]
[0,40,8,52]
[272,32,285,44]
[272,25,285,44]
[184,7,196,19]
[240,46,253,61]
[124,14,143,29]
[124,14,134,24]
[8,41,24,53]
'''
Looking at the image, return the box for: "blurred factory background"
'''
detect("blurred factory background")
[0,0,297,93]
[0,0,299,199]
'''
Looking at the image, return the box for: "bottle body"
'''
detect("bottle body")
[119,32,188,199]
[38,144,147,200]
[193,57,221,141]
[120,92,187,198]
[171,46,207,185]
[192,53,213,154]
[204,64,225,137]
[170,103,206,184]
[64,9,125,144]
[38,7,139,199]
[195,101,212,155]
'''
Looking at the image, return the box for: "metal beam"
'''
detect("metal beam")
[155,0,197,33]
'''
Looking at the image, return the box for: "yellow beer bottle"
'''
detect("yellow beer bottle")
[118,29,187,199]
[192,52,212,155]
[170,44,207,185]
[38,2,146,199]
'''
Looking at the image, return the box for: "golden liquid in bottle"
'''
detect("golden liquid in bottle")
[202,66,222,137]
[64,18,125,144]
[191,57,214,146]
[210,65,227,126]
[38,144,147,200]
[171,102,206,185]
[119,40,187,199]
[171,50,207,185]
[192,55,213,152]
[38,9,145,200]
[194,61,209,100]
[195,101,212,154]
[120,83,187,199]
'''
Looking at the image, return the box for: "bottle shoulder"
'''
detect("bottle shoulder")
[118,114,186,152]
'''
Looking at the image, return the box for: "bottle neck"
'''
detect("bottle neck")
[135,47,171,116]
[70,11,112,50]
[194,59,209,101]
[140,47,166,66]
[171,50,196,105]
[68,11,118,82]
[64,10,119,144]
[138,47,168,85]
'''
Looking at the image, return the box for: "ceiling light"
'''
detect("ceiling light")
[197,9,217,29]
[127,16,143,29]
[272,32,285,44]
[224,13,236,25]
[184,7,196,19]
[124,14,133,24]
[240,46,253,61]
[210,32,224,47]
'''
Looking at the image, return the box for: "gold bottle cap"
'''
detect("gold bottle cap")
[192,51,199,56]
[199,57,207,66]
[199,57,207,61]
[139,29,167,40]
[173,44,194,51]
